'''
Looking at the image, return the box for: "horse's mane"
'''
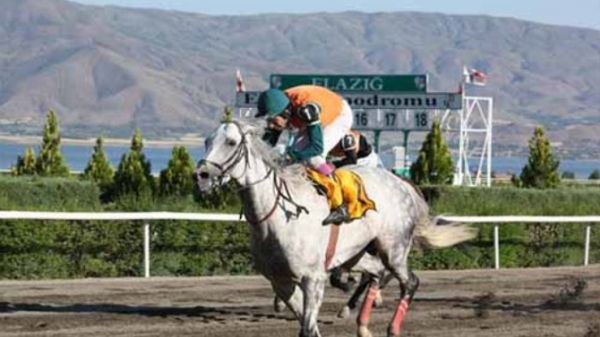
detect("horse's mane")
[234,119,309,186]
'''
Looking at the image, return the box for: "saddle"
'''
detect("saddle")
[306,167,377,270]
[306,167,377,221]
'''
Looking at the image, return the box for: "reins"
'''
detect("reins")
[240,168,309,225]
[203,121,308,226]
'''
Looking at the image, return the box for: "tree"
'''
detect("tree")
[83,136,114,195]
[510,173,522,187]
[561,171,575,180]
[12,147,37,176]
[158,146,195,197]
[519,126,560,188]
[589,169,600,180]
[35,109,70,177]
[112,129,155,199]
[409,119,454,185]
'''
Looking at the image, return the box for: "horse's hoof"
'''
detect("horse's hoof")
[373,290,383,308]
[273,297,286,313]
[357,325,373,337]
[337,305,351,319]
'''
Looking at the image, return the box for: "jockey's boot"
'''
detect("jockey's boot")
[322,172,350,225]
[322,204,350,225]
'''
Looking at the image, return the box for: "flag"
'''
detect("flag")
[463,66,487,86]
[235,69,246,92]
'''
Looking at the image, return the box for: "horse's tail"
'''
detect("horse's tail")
[413,215,477,249]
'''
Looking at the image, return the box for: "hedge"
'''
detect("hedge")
[0,175,101,211]
[0,178,599,279]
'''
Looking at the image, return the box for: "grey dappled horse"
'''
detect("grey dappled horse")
[274,234,392,319]
[196,119,476,337]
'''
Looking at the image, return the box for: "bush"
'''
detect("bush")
[1,179,600,279]
[35,109,70,177]
[83,136,114,200]
[561,171,575,179]
[520,126,560,188]
[158,146,195,197]
[0,176,101,211]
[11,147,36,176]
[410,119,454,185]
[112,129,155,200]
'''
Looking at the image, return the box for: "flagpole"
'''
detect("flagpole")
[235,69,252,118]
[457,68,466,185]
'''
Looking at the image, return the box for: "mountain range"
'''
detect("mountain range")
[0,0,599,157]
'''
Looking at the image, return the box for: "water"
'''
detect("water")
[1,142,599,178]
[0,142,204,174]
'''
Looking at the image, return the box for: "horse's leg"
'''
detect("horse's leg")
[373,271,396,308]
[273,295,286,313]
[271,281,304,321]
[386,266,420,337]
[300,275,326,337]
[355,276,380,337]
[338,272,370,318]
[329,267,356,293]
[379,271,396,289]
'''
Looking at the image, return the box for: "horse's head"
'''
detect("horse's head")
[196,120,261,192]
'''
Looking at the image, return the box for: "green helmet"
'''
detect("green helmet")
[256,89,290,118]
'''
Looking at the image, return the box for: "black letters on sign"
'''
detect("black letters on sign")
[415,112,428,128]
[385,113,396,127]
[355,112,368,126]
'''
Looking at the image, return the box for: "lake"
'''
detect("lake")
[1,142,599,179]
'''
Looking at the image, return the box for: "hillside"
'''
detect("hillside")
[0,0,599,156]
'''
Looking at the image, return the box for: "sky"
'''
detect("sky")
[71,0,600,30]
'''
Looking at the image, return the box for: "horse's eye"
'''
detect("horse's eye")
[227,139,237,146]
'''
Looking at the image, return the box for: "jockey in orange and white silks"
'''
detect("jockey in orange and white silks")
[329,130,384,169]
[256,85,354,225]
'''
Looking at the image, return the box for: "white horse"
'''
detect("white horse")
[196,119,476,337]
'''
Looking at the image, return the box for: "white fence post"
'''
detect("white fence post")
[584,225,591,266]
[494,225,500,270]
[144,221,150,278]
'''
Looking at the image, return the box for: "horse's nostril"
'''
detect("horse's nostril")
[199,172,210,180]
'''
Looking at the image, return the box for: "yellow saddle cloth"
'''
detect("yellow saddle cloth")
[307,168,377,221]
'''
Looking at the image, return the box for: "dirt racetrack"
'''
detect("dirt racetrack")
[1,266,599,337]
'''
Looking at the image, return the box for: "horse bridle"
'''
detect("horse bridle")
[197,121,308,225]
[197,121,251,182]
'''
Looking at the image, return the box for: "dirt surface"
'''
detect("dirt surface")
[1,266,599,337]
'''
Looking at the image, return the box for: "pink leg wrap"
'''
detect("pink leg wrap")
[389,299,410,336]
[358,286,379,325]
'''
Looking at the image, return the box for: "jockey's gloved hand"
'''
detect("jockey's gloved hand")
[274,153,294,166]
[286,150,300,163]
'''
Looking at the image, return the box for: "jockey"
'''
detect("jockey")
[256,85,353,225]
[329,130,384,169]
[327,130,382,292]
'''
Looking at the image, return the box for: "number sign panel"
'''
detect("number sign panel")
[352,110,433,131]
[270,74,428,92]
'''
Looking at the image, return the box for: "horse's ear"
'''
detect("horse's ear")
[240,122,261,137]
[221,106,234,123]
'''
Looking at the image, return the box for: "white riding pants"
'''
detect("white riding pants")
[357,151,385,168]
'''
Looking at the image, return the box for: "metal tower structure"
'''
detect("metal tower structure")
[439,95,493,187]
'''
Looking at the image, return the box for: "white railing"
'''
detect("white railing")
[0,211,598,277]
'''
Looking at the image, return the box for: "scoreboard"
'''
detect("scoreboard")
[352,110,432,131]
[234,91,461,132]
